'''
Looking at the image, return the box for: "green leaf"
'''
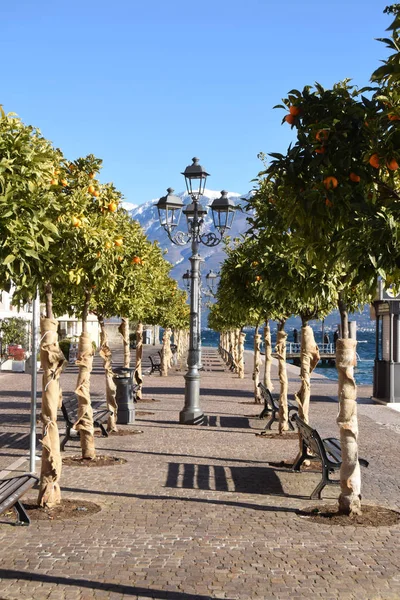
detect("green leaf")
[3,254,15,264]
[42,221,58,234]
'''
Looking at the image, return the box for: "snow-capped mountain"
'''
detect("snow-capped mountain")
[128,189,252,286]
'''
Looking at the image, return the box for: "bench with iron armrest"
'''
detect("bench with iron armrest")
[227,352,237,372]
[292,414,369,499]
[60,395,111,451]
[149,354,161,374]
[258,382,298,430]
[0,474,39,525]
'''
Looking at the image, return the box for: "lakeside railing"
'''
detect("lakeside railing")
[286,342,335,355]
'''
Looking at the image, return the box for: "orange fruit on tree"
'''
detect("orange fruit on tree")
[285,114,296,125]
[369,154,380,168]
[289,105,302,116]
[88,185,95,194]
[61,179,68,186]
[114,238,123,247]
[105,241,112,249]
[108,202,117,212]
[256,275,262,281]
[97,251,101,258]
[316,129,329,142]
[89,172,95,179]
[315,147,325,154]
[132,256,142,264]
[117,256,123,261]
[93,190,100,197]
[323,176,338,190]
[325,198,333,207]
[71,216,81,228]
[349,172,361,183]
[50,179,57,185]
[388,114,400,121]
[387,158,399,171]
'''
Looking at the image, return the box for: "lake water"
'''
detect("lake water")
[200,327,376,386]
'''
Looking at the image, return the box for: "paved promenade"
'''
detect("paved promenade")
[0,346,400,600]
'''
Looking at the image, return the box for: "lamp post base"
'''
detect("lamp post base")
[179,407,205,425]
[179,367,205,424]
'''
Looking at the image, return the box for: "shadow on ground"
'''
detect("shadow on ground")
[0,570,216,600]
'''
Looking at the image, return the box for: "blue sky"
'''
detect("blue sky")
[1,0,390,205]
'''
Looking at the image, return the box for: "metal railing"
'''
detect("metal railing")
[286,342,335,355]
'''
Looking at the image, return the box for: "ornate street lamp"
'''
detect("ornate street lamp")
[156,158,238,424]
[205,269,219,294]
[182,270,191,291]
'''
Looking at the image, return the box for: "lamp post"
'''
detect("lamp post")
[156,158,237,424]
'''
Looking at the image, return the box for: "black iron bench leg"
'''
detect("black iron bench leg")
[292,444,309,471]
[14,500,31,526]
[60,426,71,452]
[259,406,270,419]
[99,423,108,438]
[310,474,329,500]
[264,414,275,431]
[287,414,296,431]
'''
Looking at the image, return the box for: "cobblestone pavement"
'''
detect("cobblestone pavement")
[0,346,399,599]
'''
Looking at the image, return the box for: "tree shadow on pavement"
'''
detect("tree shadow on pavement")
[62,486,306,508]
[141,387,254,399]
[0,570,215,600]
[0,431,30,449]
[95,447,269,464]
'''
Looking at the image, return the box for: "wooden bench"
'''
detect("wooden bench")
[258,382,298,431]
[292,414,369,499]
[0,474,38,525]
[60,396,111,451]
[149,354,161,374]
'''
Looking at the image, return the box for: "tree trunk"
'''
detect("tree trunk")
[98,315,118,432]
[228,330,234,362]
[253,326,262,403]
[118,317,130,368]
[232,329,238,366]
[294,324,320,424]
[263,321,273,391]
[37,307,66,507]
[276,323,289,433]
[74,294,95,460]
[237,331,245,378]
[337,296,361,515]
[135,322,144,399]
[161,327,172,376]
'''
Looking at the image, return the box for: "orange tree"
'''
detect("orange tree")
[257,65,399,514]
[0,107,61,297]
[145,273,189,377]
[49,155,122,461]
[0,108,69,508]
[87,207,152,426]
[92,214,176,402]
[216,212,336,429]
